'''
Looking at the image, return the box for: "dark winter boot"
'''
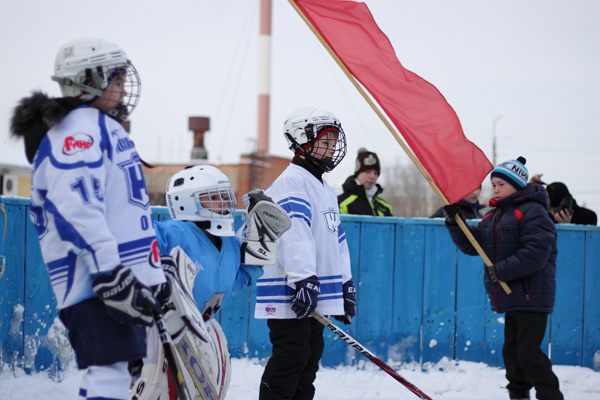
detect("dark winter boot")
[509,389,530,400]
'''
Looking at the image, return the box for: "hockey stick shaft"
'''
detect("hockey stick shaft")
[311,311,433,400]
[153,310,194,400]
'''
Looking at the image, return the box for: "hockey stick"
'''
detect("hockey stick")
[153,310,194,400]
[311,311,433,400]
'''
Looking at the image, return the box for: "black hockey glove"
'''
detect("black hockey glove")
[151,255,177,306]
[92,265,158,327]
[486,263,499,283]
[333,280,356,326]
[443,204,462,226]
[291,275,320,319]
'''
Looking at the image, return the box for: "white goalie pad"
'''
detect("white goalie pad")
[174,319,232,400]
[129,325,169,400]
[129,320,231,400]
[241,193,292,265]
[163,246,211,343]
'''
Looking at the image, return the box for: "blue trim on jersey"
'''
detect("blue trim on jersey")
[256,278,342,298]
[47,251,77,302]
[256,284,294,297]
[320,281,343,295]
[98,111,113,161]
[319,274,343,281]
[44,198,96,264]
[79,388,87,397]
[338,224,346,243]
[257,277,286,283]
[118,236,154,266]
[277,197,312,227]
[88,397,126,400]
[256,299,290,303]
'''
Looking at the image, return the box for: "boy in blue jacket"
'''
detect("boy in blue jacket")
[444,157,563,400]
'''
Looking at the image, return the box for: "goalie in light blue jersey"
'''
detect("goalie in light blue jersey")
[131,165,291,400]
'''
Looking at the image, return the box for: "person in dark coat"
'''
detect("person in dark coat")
[444,157,563,400]
[546,182,597,225]
[528,175,597,225]
[430,186,488,219]
[338,148,393,216]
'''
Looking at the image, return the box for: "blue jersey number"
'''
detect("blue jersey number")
[70,177,91,204]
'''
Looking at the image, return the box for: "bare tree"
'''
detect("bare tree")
[380,159,444,217]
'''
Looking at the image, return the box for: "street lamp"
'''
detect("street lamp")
[492,115,505,166]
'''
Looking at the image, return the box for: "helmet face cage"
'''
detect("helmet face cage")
[193,186,237,219]
[77,61,141,122]
[295,124,347,172]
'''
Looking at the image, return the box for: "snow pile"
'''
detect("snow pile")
[2,357,599,400]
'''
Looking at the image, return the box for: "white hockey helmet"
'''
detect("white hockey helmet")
[165,166,237,236]
[51,38,141,122]
[283,107,347,172]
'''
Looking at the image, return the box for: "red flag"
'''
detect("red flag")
[293,0,493,203]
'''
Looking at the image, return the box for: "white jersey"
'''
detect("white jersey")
[254,163,352,319]
[29,106,165,309]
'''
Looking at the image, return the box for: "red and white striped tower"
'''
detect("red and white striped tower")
[257,0,272,156]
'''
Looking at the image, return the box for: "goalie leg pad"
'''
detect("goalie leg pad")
[128,325,169,400]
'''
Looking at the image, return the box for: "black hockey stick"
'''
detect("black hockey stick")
[153,310,194,400]
[311,311,433,400]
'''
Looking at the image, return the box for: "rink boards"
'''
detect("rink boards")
[1,196,599,375]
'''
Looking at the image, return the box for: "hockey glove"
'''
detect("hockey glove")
[333,280,356,326]
[92,265,158,327]
[443,204,463,226]
[487,263,499,283]
[241,189,291,265]
[290,275,320,319]
[151,255,176,306]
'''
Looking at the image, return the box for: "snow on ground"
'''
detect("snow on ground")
[2,357,599,400]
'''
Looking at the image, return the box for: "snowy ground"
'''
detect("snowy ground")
[2,357,599,400]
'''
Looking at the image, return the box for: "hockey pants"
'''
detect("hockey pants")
[259,317,325,400]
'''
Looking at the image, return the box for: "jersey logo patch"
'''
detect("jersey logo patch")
[322,208,339,234]
[63,133,93,155]
[264,305,277,315]
[148,239,161,268]
[118,153,150,209]
[202,293,224,321]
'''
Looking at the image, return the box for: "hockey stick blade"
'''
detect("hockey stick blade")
[153,310,194,400]
[311,311,433,400]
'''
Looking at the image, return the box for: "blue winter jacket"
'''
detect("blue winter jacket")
[447,183,557,313]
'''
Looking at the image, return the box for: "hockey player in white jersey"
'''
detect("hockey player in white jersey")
[10,38,168,400]
[256,108,357,400]
[130,165,291,399]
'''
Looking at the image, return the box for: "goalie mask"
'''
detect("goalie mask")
[283,107,347,172]
[51,38,141,122]
[166,166,237,236]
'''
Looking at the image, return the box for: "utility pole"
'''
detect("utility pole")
[257,0,272,156]
[492,115,505,166]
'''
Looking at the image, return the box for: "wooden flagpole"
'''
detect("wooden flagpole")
[288,0,511,294]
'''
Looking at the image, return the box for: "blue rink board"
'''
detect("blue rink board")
[2,197,600,373]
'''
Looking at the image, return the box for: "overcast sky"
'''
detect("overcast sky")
[1,0,599,218]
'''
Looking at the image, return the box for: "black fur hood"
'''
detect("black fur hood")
[10,91,85,164]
